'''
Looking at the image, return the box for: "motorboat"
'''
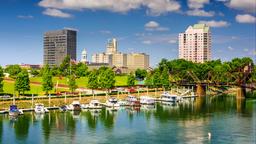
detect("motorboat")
[140,96,155,105]
[9,105,21,116]
[34,103,45,114]
[71,101,81,111]
[160,92,178,102]
[84,100,102,109]
[59,105,68,112]
[106,97,120,108]
[126,95,138,102]
[118,100,128,106]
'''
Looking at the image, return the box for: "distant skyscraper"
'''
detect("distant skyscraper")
[43,28,77,67]
[81,48,87,63]
[179,24,211,63]
[106,38,117,54]
[127,53,149,70]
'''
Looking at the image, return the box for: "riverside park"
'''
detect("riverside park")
[0,57,256,144]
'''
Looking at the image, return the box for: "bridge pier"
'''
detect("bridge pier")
[236,87,246,99]
[196,84,206,96]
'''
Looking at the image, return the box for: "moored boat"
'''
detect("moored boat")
[140,96,155,105]
[84,100,102,109]
[106,97,120,108]
[34,103,45,114]
[71,101,81,111]
[160,92,178,102]
[9,105,20,116]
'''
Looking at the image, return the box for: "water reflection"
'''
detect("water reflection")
[0,96,255,144]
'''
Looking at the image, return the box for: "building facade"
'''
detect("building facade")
[127,53,149,71]
[112,53,127,67]
[81,48,87,63]
[92,53,112,65]
[179,24,211,63]
[43,29,77,67]
[106,38,117,54]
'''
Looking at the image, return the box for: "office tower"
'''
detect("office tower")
[106,38,117,54]
[179,24,211,63]
[112,53,127,67]
[127,53,149,70]
[43,28,77,67]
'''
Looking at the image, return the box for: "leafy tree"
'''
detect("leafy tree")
[161,67,169,90]
[87,70,99,96]
[51,66,60,76]
[0,66,4,92]
[68,75,77,93]
[5,64,22,78]
[15,70,30,95]
[145,72,153,88]
[127,72,135,87]
[42,65,53,95]
[152,69,161,88]
[59,55,71,76]
[98,67,115,94]
[135,69,147,80]
[75,62,88,77]
[30,69,39,77]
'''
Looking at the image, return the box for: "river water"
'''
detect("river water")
[0,96,255,144]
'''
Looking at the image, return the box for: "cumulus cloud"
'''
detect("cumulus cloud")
[144,21,169,31]
[227,0,256,13]
[227,46,234,51]
[199,20,230,27]
[17,15,34,19]
[187,0,209,9]
[236,14,256,23]
[43,8,72,18]
[142,40,152,44]
[187,9,214,17]
[38,0,181,16]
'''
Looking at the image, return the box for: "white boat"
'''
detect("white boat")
[34,103,45,114]
[70,101,81,111]
[126,95,138,102]
[84,100,102,109]
[9,105,21,116]
[160,92,178,102]
[140,96,155,105]
[106,97,120,108]
[118,100,128,106]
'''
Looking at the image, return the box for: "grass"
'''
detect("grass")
[2,75,130,95]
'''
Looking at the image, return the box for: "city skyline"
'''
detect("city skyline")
[0,0,255,67]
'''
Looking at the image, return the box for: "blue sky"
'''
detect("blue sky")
[0,0,255,67]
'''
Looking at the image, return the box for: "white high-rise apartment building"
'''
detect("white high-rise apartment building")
[106,38,117,54]
[179,24,211,63]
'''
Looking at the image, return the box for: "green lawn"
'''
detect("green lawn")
[2,75,130,95]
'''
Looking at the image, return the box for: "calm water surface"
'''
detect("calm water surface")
[0,96,255,144]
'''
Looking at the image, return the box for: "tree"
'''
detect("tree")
[161,67,169,90]
[5,64,22,79]
[152,69,161,88]
[42,65,53,95]
[75,62,88,78]
[98,67,115,94]
[68,75,77,94]
[145,73,153,88]
[15,70,30,95]
[135,69,147,80]
[127,73,135,87]
[87,70,99,96]
[0,66,4,92]
[30,69,39,77]
[59,55,71,76]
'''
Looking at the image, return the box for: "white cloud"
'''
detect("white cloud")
[144,21,169,31]
[243,48,249,52]
[187,9,215,17]
[199,20,230,27]
[187,0,209,9]
[38,0,181,16]
[99,30,112,34]
[227,0,256,13]
[43,8,72,18]
[168,39,177,44]
[142,40,152,44]
[17,15,34,19]
[235,14,256,23]
[227,46,234,51]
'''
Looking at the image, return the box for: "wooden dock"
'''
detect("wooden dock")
[0,106,59,114]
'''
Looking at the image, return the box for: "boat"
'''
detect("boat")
[9,105,20,116]
[106,97,120,108]
[126,95,138,102]
[70,101,81,111]
[118,100,128,106]
[59,105,68,112]
[140,96,155,105]
[84,100,102,109]
[159,92,178,102]
[34,103,45,114]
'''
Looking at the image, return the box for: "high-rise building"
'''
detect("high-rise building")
[81,48,87,63]
[43,28,77,67]
[92,53,112,65]
[112,53,127,67]
[179,24,211,63]
[127,53,149,71]
[106,38,117,54]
